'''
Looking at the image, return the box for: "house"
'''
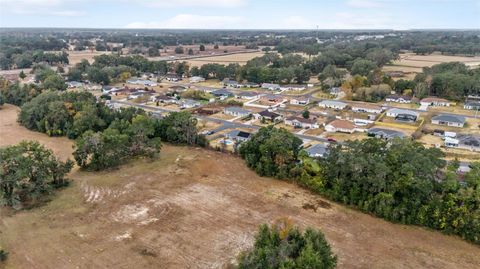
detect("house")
[325,119,356,133]
[67,81,84,88]
[385,94,412,103]
[386,108,419,122]
[189,76,205,83]
[351,103,383,114]
[420,97,451,107]
[169,85,187,92]
[254,110,283,122]
[367,128,405,140]
[279,84,307,91]
[212,89,234,98]
[318,100,348,110]
[457,134,480,150]
[261,83,281,91]
[151,95,177,104]
[225,130,252,143]
[126,78,158,87]
[290,96,310,106]
[224,107,252,117]
[244,82,260,88]
[431,114,466,128]
[284,116,319,129]
[445,137,460,147]
[235,91,260,100]
[260,94,285,104]
[304,144,329,158]
[127,90,155,100]
[164,73,182,82]
[102,86,119,94]
[223,79,242,88]
[464,101,480,110]
[179,99,201,109]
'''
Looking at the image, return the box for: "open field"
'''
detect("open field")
[1,105,480,269]
[66,50,112,65]
[184,51,265,68]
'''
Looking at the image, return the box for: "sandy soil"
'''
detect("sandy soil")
[1,105,479,269]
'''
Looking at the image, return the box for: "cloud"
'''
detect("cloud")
[125,14,245,29]
[346,0,384,8]
[136,0,247,8]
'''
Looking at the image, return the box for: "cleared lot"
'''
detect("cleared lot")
[1,105,479,269]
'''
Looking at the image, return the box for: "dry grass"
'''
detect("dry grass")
[185,52,265,68]
[67,50,112,65]
[1,105,480,269]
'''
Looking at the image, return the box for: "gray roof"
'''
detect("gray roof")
[432,114,466,124]
[212,89,233,96]
[305,144,328,157]
[224,106,251,114]
[319,100,347,107]
[237,91,258,97]
[227,130,252,139]
[387,108,419,117]
[368,128,405,139]
[458,134,480,147]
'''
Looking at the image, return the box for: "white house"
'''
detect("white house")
[385,94,412,103]
[431,114,466,128]
[261,83,281,91]
[464,101,480,110]
[224,107,252,117]
[189,76,206,83]
[325,119,356,133]
[420,97,451,107]
[290,97,310,106]
[318,100,348,110]
[284,116,319,129]
[351,103,383,114]
[279,84,307,91]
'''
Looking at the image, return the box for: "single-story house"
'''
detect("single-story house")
[180,99,201,109]
[261,83,281,91]
[126,78,158,87]
[279,84,307,91]
[151,95,177,104]
[431,114,466,128]
[420,97,451,107]
[304,144,329,158]
[164,73,182,82]
[290,96,310,106]
[351,103,383,114]
[386,108,419,122]
[189,76,206,83]
[212,89,234,98]
[127,90,155,100]
[235,91,260,100]
[168,85,188,93]
[284,116,319,129]
[260,94,285,104]
[223,79,242,88]
[318,100,348,110]
[385,94,412,103]
[102,86,119,94]
[224,107,252,117]
[445,137,460,147]
[67,81,84,88]
[367,128,405,140]
[325,119,356,133]
[254,110,283,122]
[244,82,260,88]
[464,101,480,110]
[445,134,480,151]
[225,130,252,143]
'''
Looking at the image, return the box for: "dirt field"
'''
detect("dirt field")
[1,105,480,269]
[184,51,265,68]
[67,50,112,65]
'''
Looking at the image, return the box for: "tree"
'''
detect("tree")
[19,70,26,79]
[351,59,377,76]
[175,46,184,54]
[302,109,310,119]
[154,111,205,146]
[214,44,219,49]
[238,221,337,269]
[87,67,110,85]
[0,141,73,208]
[188,48,194,55]
[199,44,205,51]
[43,74,67,91]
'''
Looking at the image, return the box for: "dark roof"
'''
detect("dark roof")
[432,114,466,124]
[258,110,281,119]
[368,128,405,139]
[386,94,412,100]
[212,89,233,96]
[305,144,328,157]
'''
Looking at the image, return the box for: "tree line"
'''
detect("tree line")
[238,126,480,244]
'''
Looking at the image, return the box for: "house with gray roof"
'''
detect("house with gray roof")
[224,107,252,117]
[318,100,348,110]
[212,89,234,98]
[386,108,419,122]
[261,83,281,91]
[305,144,329,158]
[464,101,480,110]
[235,91,260,100]
[225,130,252,143]
[368,128,405,140]
[431,114,466,128]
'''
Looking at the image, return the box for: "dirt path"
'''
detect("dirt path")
[1,105,479,269]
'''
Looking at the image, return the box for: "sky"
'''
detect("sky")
[0,0,479,29]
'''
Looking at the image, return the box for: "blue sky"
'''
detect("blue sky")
[0,0,479,29]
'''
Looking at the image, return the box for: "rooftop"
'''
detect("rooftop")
[432,114,466,124]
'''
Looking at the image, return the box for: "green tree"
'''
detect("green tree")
[350,59,377,76]
[302,109,310,119]
[199,44,205,51]
[43,74,67,91]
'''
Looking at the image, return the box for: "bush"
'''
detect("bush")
[0,249,7,262]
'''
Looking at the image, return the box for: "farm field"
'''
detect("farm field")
[1,105,480,269]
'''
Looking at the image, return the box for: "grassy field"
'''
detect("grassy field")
[1,105,480,269]
[66,50,112,65]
